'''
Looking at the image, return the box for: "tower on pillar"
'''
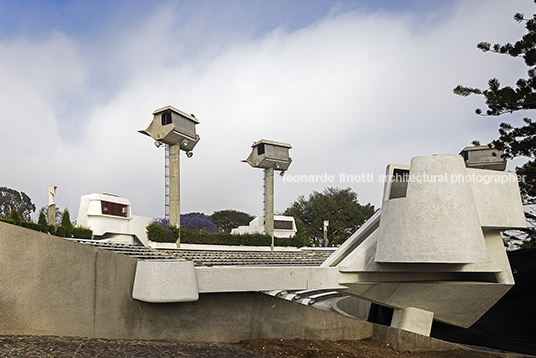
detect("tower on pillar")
[139,105,200,246]
[243,139,292,249]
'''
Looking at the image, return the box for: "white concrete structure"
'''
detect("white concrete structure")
[76,193,153,245]
[132,153,525,337]
[323,154,525,333]
[231,215,297,238]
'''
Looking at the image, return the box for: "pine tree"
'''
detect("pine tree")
[38,211,48,233]
[59,209,74,238]
[454,4,536,248]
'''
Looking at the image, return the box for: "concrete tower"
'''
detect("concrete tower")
[139,106,200,245]
[244,139,292,249]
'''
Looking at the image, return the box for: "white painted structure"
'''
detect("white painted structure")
[132,153,526,337]
[76,193,153,245]
[231,215,297,238]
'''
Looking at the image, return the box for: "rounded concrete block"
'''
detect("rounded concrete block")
[132,260,198,303]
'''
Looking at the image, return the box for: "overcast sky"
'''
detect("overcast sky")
[1,0,534,221]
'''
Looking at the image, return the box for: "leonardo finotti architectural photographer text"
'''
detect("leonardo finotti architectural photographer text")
[282,172,525,184]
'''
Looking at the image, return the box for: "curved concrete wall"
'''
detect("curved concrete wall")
[375,155,489,263]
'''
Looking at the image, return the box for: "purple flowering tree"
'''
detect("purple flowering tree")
[154,217,169,230]
[180,213,218,232]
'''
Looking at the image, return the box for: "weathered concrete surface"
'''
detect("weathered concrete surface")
[0,222,96,337]
[391,307,434,337]
[0,222,372,342]
[333,154,521,334]
[0,221,498,352]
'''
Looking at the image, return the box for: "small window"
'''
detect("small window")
[389,169,409,199]
[101,201,128,217]
[161,111,173,125]
[257,143,265,155]
[274,220,293,230]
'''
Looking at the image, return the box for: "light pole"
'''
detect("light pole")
[323,220,329,247]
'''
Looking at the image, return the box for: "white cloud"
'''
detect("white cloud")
[1,0,534,222]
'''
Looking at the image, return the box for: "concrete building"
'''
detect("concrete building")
[231,215,297,238]
[132,153,525,337]
[76,193,153,245]
[0,151,525,347]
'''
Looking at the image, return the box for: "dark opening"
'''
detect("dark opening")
[274,220,293,230]
[389,168,409,199]
[161,111,172,125]
[101,201,128,217]
[257,143,265,155]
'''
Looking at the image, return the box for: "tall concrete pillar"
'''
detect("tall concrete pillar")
[169,144,181,245]
[264,167,274,249]
[47,205,56,226]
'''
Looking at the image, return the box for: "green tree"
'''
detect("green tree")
[59,209,74,238]
[283,187,375,247]
[454,5,536,248]
[0,187,36,221]
[210,209,255,233]
[10,208,21,225]
[38,211,48,232]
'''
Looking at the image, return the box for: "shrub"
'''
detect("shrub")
[73,227,93,239]
[275,237,290,247]
[159,223,301,247]
[0,218,16,225]
[21,221,41,231]
[146,222,167,242]
[56,226,66,237]
[10,209,21,225]
[38,212,48,232]
[169,225,180,240]
[47,225,56,235]
[59,209,74,238]
[290,233,306,248]
[177,227,272,246]
[164,229,175,242]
